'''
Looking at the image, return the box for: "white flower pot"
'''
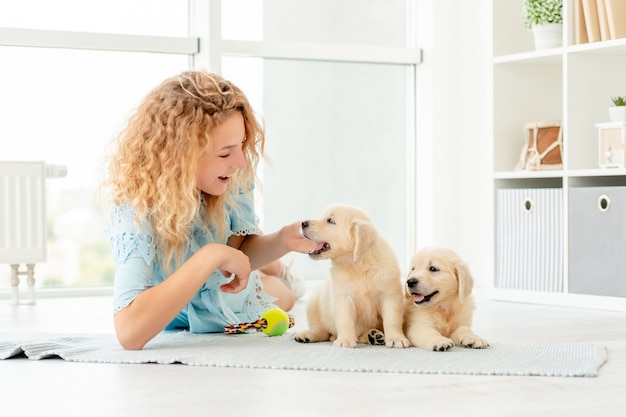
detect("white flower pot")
[609,106,626,122]
[532,23,563,50]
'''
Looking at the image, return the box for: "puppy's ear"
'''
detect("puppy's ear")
[454,259,474,304]
[352,220,376,261]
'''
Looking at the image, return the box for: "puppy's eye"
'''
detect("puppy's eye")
[327,217,335,224]
[410,266,415,271]
[429,266,439,272]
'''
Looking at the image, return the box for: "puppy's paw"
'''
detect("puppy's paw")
[423,336,454,352]
[294,329,329,344]
[333,338,357,348]
[385,335,411,349]
[294,331,312,343]
[367,329,385,345]
[459,334,489,349]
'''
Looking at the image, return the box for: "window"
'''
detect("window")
[0,1,191,293]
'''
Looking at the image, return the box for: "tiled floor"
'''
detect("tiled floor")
[1,289,625,417]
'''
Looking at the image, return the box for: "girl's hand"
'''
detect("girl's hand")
[207,244,251,293]
[281,221,321,254]
[220,274,248,293]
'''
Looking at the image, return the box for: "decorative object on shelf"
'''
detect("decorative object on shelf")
[516,120,563,171]
[596,122,626,168]
[609,96,626,122]
[522,0,563,50]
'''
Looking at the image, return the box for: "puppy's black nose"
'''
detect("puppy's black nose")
[407,278,418,288]
[302,221,309,229]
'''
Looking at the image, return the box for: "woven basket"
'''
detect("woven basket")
[516,120,563,171]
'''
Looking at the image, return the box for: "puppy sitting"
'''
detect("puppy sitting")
[294,204,410,348]
[403,246,488,351]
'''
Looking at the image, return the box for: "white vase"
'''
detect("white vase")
[609,106,626,122]
[532,23,563,50]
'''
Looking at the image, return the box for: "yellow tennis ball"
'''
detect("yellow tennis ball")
[260,308,290,336]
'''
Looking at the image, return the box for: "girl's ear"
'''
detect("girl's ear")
[352,220,377,262]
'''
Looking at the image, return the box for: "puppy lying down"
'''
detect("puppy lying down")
[403,246,488,351]
[294,204,410,348]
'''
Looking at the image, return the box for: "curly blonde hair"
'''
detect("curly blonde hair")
[104,70,264,269]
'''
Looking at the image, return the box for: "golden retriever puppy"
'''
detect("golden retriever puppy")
[403,246,488,351]
[294,204,410,348]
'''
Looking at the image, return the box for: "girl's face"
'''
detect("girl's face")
[196,111,248,196]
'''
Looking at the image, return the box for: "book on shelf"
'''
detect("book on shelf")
[574,0,589,44]
[605,0,626,40]
[582,0,602,42]
[597,0,611,40]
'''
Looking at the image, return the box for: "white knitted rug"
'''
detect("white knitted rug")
[0,331,607,377]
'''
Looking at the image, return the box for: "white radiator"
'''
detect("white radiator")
[0,161,67,304]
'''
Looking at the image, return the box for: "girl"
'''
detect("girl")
[103,70,316,350]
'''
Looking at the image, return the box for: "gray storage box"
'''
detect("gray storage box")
[569,186,626,297]
[496,188,563,292]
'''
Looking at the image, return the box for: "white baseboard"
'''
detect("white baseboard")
[488,287,626,312]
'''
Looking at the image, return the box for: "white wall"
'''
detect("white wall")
[418,0,493,288]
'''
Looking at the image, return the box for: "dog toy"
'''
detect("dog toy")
[224,307,295,336]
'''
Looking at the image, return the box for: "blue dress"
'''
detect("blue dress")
[108,191,276,333]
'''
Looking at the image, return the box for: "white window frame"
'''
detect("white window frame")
[0,27,197,54]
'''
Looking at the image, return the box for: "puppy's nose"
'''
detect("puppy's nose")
[302,221,309,229]
[407,278,419,288]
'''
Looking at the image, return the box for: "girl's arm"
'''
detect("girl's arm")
[113,243,251,350]
[228,221,319,270]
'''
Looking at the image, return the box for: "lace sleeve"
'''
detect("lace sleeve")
[107,204,157,266]
[107,205,160,313]
[228,187,262,237]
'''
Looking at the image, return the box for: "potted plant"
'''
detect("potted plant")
[609,96,626,122]
[522,0,563,50]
